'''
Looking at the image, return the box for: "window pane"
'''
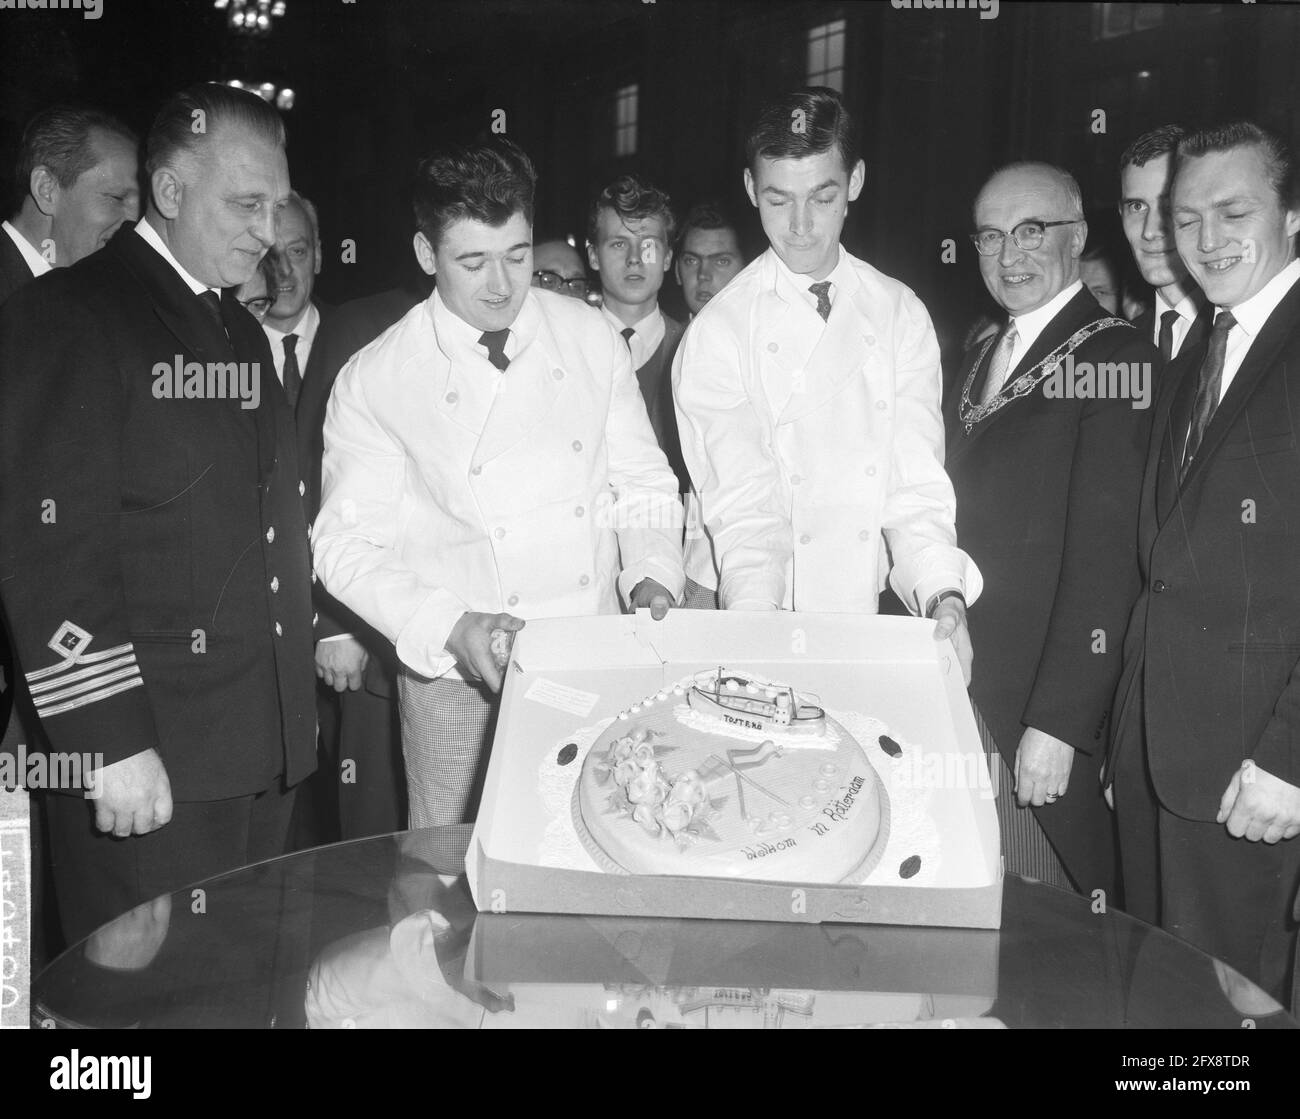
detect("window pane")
[827,27,844,71]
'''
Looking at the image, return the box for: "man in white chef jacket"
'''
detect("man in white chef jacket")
[313,140,683,827]
[673,87,979,678]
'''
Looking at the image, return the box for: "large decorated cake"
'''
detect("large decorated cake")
[564,668,893,884]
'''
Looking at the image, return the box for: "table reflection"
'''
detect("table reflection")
[33,825,1296,1029]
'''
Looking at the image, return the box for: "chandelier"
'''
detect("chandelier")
[213,0,287,36]
[225,79,295,111]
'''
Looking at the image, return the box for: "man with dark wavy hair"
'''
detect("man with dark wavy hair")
[1108,120,1300,1003]
[314,140,683,827]
[587,174,687,491]
[674,88,980,652]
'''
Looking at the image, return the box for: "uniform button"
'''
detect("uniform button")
[265,526,275,543]
[864,335,876,346]
[471,465,482,476]
[445,390,458,404]
[270,576,280,593]
[552,368,565,381]
[1152,579,1167,593]
[865,465,877,477]
[311,571,317,585]
[859,530,870,541]
[572,440,583,452]
[790,474,802,486]
[298,480,306,497]
[575,505,585,517]
[274,622,283,637]
[507,594,519,607]
[312,612,319,625]
[799,534,811,545]
[876,400,887,411]
[579,574,590,587]
[767,342,779,353]
[494,527,506,540]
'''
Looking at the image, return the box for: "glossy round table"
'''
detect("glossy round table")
[32,826,1297,1028]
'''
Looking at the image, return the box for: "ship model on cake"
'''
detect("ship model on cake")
[687,668,826,736]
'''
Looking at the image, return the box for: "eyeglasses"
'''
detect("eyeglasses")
[240,295,274,320]
[532,269,589,297]
[969,219,1083,256]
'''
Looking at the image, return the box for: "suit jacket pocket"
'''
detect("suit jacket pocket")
[1227,641,1300,654]
[1218,433,1295,460]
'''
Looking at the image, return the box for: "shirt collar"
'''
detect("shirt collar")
[429,286,537,363]
[1221,257,1300,340]
[1007,279,1084,352]
[770,245,853,310]
[1153,286,1200,325]
[602,303,664,351]
[265,300,320,347]
[2,220,52,278]
[134,216,220,298]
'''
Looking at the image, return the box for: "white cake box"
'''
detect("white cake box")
[466,611,1003,929]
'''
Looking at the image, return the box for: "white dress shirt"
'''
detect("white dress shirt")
[2,220,52,278]
[1005,279,1085,372]
[1151,287,1201,361]
[264,301,321,387]
[1215,258,1300,403]
[132,217,220,298]
[602,304,664,369]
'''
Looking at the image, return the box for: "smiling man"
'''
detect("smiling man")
[0,83,313,946]
[1108,121,1300,1002]
[262,191,327,407]
[1118,125,1210,365]
[944,161,1155,897]
[673,87,980,665]
[1,105,139,304]
[313,140,683,828]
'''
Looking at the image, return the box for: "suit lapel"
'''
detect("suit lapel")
[110,224,234,363]
[1153,343,1202,522]
[1177,280,1300,493]
[951,288,1107,451]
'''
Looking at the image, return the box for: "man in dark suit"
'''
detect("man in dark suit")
[945,162,1156,899]
[0,105,139,306]
[1118,124,1210,365]
[0,83,316,945]
[588,174,689,493]
[1107,122,1300,1003]
[293,283,426,840]
[674,201,746,319]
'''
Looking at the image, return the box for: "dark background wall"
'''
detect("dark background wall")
[2,0,1298,357]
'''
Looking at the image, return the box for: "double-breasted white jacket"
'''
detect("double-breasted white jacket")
[314,288,685,678]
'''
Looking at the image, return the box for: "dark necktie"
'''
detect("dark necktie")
[1158,309,1179,364]
[809,281,832,322]
[479,329,510,372]
[1180,310,1236,480]
[621,326,635,350]
[282,333,302,409]
[199,289,227,340]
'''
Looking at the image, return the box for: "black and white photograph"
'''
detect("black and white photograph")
[0,0,1298,1068]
